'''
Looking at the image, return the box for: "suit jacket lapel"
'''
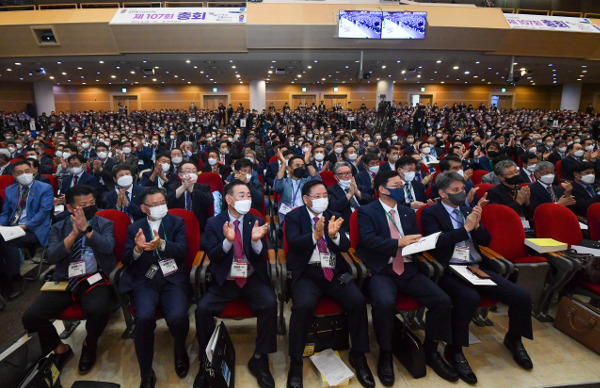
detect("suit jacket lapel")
[302,206,314,235]
[374,201,391,239]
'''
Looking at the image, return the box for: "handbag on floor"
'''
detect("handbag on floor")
[304,315,349,356]
[392,316,426,378]
[554,296,600,355]
[16,353,61,388]
[203,322,235,388]
[0,333,44,388]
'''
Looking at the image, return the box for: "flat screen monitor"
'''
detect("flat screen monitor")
[381,11,427,39]
[338,10,382,39]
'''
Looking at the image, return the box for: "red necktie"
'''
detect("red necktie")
[313,217,334,281]
[233,220,247,288]
[387,209,405,276]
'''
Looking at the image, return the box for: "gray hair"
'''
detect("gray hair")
[333,161,352,176]
[436,171,465,191]
[0,148,10,160]
[534,161,554,173]
[182,141,194,148]
[494,159,517,176]
[244,149,257,158]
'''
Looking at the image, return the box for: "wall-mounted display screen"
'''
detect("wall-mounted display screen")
[381,11,427,39]
[338,10,382,39]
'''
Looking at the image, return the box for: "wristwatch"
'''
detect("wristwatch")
[84,225,93,233]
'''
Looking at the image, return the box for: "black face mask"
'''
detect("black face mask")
[487,151,499,158]
[292,167,308,179]
[505,175,521,185]
[446,191,467,206]
[82,204,98,221]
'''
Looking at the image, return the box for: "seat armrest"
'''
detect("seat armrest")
[480,246,515,275]
[199,254,211,295]
[108,262,125,286]
[340,252,358,280]
[419,251,444,280]
[190,251,205,302]
[277,248,289,301]
[268,249,279,288]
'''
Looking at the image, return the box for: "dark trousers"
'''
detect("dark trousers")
[288,265,369,361]
[195,275,277,356]
[130,280,189,378]
[0,230,39,278]
[369,263,452,352]
[22,283,112,354]
[438,268,533,347]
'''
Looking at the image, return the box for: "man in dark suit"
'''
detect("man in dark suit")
[474,141,500,172]
[286,180,373,388]
[311,145,329,173]
[90,142,118,197]
[0,160,53,299]
[354,170,456,385]
[201,149,231,181]
[29,159,51,185]
[104,164,146,222]
[528,161,574,221]
[24,149,53,175]
[519,153,539,184]
[547,140,567,166]
[327,161,372,228]
[421,172,534,383]
[141,152,178,191]
[61,154,99,195]
[561,143,585,181]
[487,160,530,216]
[22,185,116,373]
[394,155,430,210]
[355,152,379,198]
[193,180,275,388]
[165,131,182,151]
[568,161,600,217]
[79,136,96,161]
[378,145,399,172]
[166,162,213,237]
[120,187,190,388]
[231,158,264,213]
[265,149,291,187]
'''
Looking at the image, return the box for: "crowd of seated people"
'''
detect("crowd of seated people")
[0,100,598,388]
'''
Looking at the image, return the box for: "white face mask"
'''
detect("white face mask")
[117,175,133,187]
[81,142,90,149]
[302,147,310,154]
[334,147,343,155]
[70,166,83,175]
[402,171,416,182]
[581,174,595,185]
[540,174,555,185]
[152,140,159,146]
[148,204,168,220]
[368,165,380,174]
[348,153,358,161]
[170,135,175,140]
[232,199,252,215]
[388,154,398,163]
[314,153,325,162]
[62,152,71,160]
[246,173,252,182]
[172,156,183,165]
[318,139,325,145]
[558,147,567,153]
[585,145,595,152]
[546,142,554,148]
[161,163,171,172]
[16,173,33,186]
[97,151,108,159]
[457,169,465,177]
[55,150,63,158]
[574,150,585,158]
[220,148,228,155]
[338,179,351,189]
[528,147,537,154]
[526,164,537,172]
[8,147,15,153]
[421,147,431,155]
[183,173,198,183]
[122,147,132,154]
[208,157,218,166]
[309,197,329,214]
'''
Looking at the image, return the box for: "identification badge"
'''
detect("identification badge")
[87,272,102,285]
[158,258,178,277]
[145,264,159,279]
[231,262,248,278]
[279,203,294,215]
[138,159,144,165]
[68,260,86,278]
[451,245,471,263]
[320,253,335,269]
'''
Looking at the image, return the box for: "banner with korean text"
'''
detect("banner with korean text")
[110,7,247,25]
[504,14,600,33]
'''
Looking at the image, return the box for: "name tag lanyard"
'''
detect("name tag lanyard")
[287,180,302,206]
[384,210,402,235]
[148,221,167,260]
[448,209,472,246]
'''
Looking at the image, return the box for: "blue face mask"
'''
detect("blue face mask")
[384,186,406,203]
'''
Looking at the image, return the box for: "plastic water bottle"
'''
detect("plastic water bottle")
[213,191,222,216]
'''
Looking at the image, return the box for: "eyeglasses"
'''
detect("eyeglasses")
[307,194,329,200]
[144,201,167,208]
[337,171,352,177]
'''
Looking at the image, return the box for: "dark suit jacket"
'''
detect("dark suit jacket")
[204,210,268,286]
[519,168,536,184]
[284,206,350,284]
[420,202,491,266]
[355,170,375,197]
[379,162,395,172]
[547,151,564,166]
[80,148,97,161]
[400,180,426,208]
[91,157,118,191]
[354,200,419,274]
[475,156,494,172]
[103,184,147,221]
[561,155,580,181]
[140,169,179,191]
[47,215,116,281]
[568,181,600,217]
[120,213,188,293]
[60,172,98,195]
[166,139,182,151]
[487,183,527,216]
[265,160,284,187]
[327,184,373,228]
[166,183,213,231]
[34,174,50,185]
[528,181,565,220]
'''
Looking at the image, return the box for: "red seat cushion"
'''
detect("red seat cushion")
[58,302,84,320]
[313,297,343,316]
[219,299,255,319]
[480,295,497,308]
[511,256,547,264]
[395,294,420,311]
[582,282,600,296]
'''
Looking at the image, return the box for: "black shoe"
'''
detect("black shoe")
[139,370,156,388]
[78,343,97,374]
[175,351,190,378]
[54,344,73,370]
[426,351,459,382]
[287,359,303,388]
[504,336,533,370]
[444,348,477,384]
[377,351,394,387]
[348,353,375,388]
[8,276,24,300]
[193,370,206,388]
[248,354,275,388]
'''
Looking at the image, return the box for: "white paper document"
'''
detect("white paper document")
[402,232,442,256]
[571,245,600,256]
[579,222,589,230]
[54,205,65,215]
[520,218,531,229]
[0,226,26,242]
[449,265,497,286]
[310,348,354,386]
[205,324,221,362]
